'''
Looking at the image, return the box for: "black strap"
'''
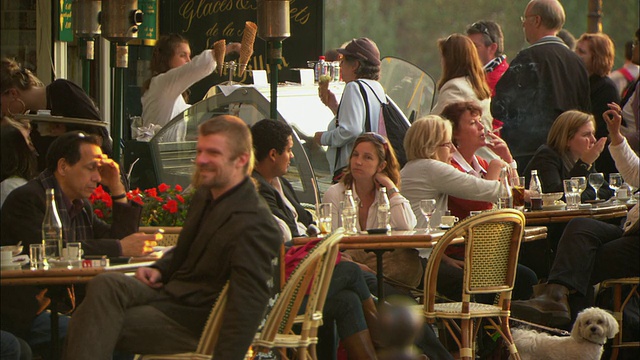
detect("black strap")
[355,80,372,132]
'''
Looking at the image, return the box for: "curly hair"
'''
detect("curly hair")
[576,33,615,76]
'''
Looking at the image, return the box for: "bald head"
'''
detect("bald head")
[523,0,565,43]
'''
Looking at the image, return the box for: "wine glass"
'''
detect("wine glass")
[588,173,605,201]
[419,199,437,234]
[608,173,623,201]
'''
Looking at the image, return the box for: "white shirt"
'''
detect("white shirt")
[321,181,416,231]
[0,177,27,208]
[141,50,217,142]
[608,138,639,234]
[400,158,500,228]
[271,177,308,237]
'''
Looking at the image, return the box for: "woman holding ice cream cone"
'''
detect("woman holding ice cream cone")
[314,37,386,182]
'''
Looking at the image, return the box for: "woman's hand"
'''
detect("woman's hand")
[374,173,396,193]
[319,88,339,114]
[486,132,514,163]
[603,102,624,146]
[486,159,507,180]
[580,137,607,165]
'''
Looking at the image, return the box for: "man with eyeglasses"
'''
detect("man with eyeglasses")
[491,0,590,169]
[466,20,508,96]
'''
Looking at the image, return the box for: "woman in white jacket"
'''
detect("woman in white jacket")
[322,132,420,289]
[141,34,236,142]
[400,115,537,302]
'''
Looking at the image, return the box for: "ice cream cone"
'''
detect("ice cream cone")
[213,39,226,76]
[239,21,257,76]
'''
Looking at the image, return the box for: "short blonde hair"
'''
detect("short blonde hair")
[547,110,595,154]
[404,115,452,161]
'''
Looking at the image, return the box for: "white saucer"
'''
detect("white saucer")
[439,224,453,230]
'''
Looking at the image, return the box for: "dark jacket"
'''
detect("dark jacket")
[492,36,591,158]
[590,75,621,177]
[0,171,141,257]
[523,144,613,202]
[252,170,314,237]
[150,178,281,360]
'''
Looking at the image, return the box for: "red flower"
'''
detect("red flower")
[158,183,170,193]
[145,188,158,198]
[174,184,183,192]
[176,194,185,203]
[162,199,179,214]
[94,209,104,218]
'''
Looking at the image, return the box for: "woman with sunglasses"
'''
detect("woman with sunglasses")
[322,133,418,289]
[401,115,537,302]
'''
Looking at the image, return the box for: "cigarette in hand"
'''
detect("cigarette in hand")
[490,126,503,134]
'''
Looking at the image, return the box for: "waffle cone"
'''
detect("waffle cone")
[238,21,257,76]
[213,39,226,76]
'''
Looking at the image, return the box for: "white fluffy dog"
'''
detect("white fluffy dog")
[511,307,619,360]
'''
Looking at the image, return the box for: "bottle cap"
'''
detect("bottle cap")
[319,56,325,60]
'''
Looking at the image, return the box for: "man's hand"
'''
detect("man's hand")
[120,232,157,257]
[97,155,125,195]
[135,267,163,289]
[603,102,624,146]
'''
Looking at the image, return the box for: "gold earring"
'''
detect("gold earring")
[8,98,26,116]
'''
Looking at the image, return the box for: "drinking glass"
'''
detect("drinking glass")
[563,179,580,210]
[419,199,437,234]
[571,176,587,200]
[588,173,605,200]
[609,173,623,200]
[510,176,526,211]
[29,244,43,270]
[317,203,333,236]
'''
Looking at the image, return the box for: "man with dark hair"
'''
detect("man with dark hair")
[251,119,314,240]
[466,20,509,96]
[63,115,281,359]
[1,131,150,256]
[491,0,591,168]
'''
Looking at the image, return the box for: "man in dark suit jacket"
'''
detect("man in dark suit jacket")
[1,131,151,257]
[491,0,591,168]
[64,116,282,359]
[251,119,315,240]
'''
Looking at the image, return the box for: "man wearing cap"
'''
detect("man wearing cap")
[466,20,509,97]
[314,37,386,182]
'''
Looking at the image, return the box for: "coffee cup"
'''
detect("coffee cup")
[440,215,459,228]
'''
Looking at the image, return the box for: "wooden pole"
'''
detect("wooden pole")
[587,0,603,33]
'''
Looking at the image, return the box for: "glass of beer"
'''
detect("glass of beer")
[510,176,526,211]
[318,203,333,236]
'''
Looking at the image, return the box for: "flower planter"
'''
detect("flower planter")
[140,226,182,246]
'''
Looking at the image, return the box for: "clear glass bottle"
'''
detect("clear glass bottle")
[498,167,513,209]
[529,169,543,210]
[315,55,327,82]
[376,187,391,232]
[42,188,63,263]
[341,189,358,235]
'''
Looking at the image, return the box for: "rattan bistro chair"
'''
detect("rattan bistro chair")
[251,228,345,360]
[599,277,640,360]
[136,282,230,360]
[417,209,525,360]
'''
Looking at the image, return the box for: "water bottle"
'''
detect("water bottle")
[42,188,63,263]
[529,169,543,210]
[376,187,391,232]
[315,55,327,82]
[498,167,513,209]
[341,189,358,235]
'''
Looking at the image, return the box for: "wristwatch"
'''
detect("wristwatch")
[387,187,400,197]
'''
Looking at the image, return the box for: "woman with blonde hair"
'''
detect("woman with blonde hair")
[400,115,537,302]
[575,32,621,176]
[523,109,613,201]
[431,34,493,132]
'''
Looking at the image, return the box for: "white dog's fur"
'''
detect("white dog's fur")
[511,307,619,360]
